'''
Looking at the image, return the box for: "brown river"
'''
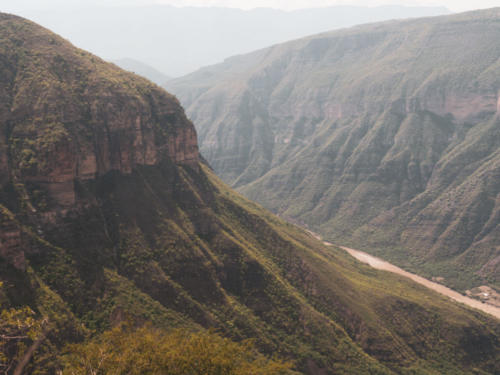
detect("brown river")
[322,240,500,320]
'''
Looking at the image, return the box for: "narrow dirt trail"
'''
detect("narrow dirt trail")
[319,237,500,320]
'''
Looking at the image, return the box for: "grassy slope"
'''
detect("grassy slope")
[207,166,500,373]
[3,161,500,374]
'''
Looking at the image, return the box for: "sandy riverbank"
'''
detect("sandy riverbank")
[336,243,500,320]
[306,228,500,320]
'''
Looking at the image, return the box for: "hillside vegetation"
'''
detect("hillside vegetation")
[0,12,499,375]
[167,8,500,292]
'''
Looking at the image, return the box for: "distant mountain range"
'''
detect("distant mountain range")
[166,8,500,292]
[11,4,449,76]
[112,58,170,85]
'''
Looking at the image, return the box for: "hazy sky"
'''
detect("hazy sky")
[2,0,499,13]
[153,0,500,12]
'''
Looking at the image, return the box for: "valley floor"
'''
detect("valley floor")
[308,231,500,321]
[338,245,500,321]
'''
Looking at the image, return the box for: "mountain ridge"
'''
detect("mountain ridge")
[166,7,500,291]
[10,4,450,76]
[112,58,171,85]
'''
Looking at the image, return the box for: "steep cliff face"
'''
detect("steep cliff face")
[1,13,500,375]
[0,14,198,201]
[0,12,198,267]
[166,8,500,290]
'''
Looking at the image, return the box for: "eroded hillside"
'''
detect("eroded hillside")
[167,8,500,291]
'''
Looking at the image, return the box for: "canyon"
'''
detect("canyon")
[167,8,500,292]
[0,11,499,375]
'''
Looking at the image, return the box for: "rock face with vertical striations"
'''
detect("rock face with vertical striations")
[1,13,500,375]
[0,16,198,209]
[0,12,199,272]
[166,8,500,290]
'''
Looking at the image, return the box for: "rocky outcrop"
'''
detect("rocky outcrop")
[0,13,199,268]
[0,13,198,211]
[0,214,26,271]
[9,105,199,208]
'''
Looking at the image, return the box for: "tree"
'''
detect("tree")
[0,281,46,375]
[62,324,293,375]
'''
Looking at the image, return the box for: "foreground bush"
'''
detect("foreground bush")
[62,325,292,375]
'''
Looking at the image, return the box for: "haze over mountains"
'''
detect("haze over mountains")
[1,11,500,375]
[112,58,171,85]
[4,3,449,76]
[167,8,500,293]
